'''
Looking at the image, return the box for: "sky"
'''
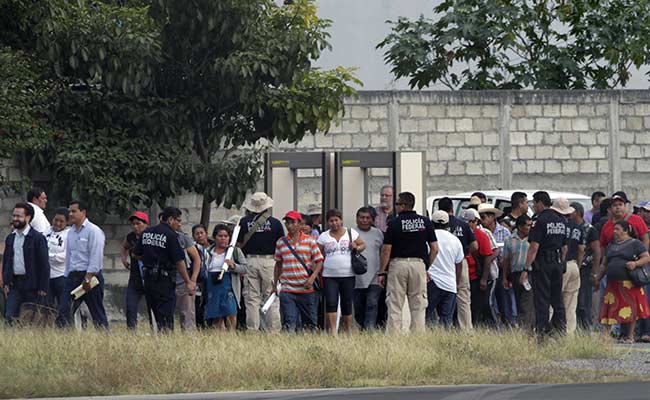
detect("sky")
[312,0,649,90]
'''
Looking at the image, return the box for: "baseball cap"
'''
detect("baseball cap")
[634,200,650,212]
[570,202,584,215]
[463,208,480,221]
[611,191,630,204]
[431,210,449,224]
[128,211,149,224]
[283,210,303,221]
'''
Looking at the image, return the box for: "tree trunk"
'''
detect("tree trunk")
[200,195,212,227]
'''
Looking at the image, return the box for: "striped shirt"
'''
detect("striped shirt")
[274,233,324,293]
[502,233,530,273]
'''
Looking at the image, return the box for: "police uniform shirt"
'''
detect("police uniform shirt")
[528,209,567,252]
[565,220,584,262]
[448,215,476,256]
[138,223,185,270]
[383,210,437,263]
[237,214,284,255]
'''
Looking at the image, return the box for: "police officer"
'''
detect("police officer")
[138,207,195,332]
[378,191,438,333]
[525,191,568,337]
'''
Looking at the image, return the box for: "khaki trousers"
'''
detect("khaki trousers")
[243,256,281,332]
[386,258,428,334]
[175,284,196,332]
[562,260,580,334]
[456,258,472,331]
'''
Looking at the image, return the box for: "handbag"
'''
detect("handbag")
[281,237,320,291]
[629,257,650,287]
[348,228,367,275]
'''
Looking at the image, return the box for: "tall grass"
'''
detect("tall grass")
[0,328,626,398]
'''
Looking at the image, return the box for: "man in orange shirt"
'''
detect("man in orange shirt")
[273,211,324,332]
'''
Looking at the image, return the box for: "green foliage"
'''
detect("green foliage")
[0,47,56,192]
[378,0,650,90]
[0,0,358,222]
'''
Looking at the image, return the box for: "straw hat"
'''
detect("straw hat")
[477,203,503,218]
[242,192,273,213]
[550,197,575,215]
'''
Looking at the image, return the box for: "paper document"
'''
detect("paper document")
[70,276,100,299]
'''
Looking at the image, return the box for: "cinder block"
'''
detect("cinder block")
[526,131,543,145]
[315,133,333,147]
[571,146,589,159]
[636,132,650,144]
[554,118,572,131]
[562,160,579,174]
[598,160,610,173]
[637,160,650,172]
[620,131,635,144]
[562,132,579,145]
[526,160,544,173]
[535,146,554,159]
[510,131,526,145]
[561,104,578,117]
[351,105,369,119]
[484,161,500,175]
[626,145,643,159]
[342,120,360,134]
[466,162,484,175]
[544,132,561,145]
[473,118,495,131]
[579,133,597,145]
[410,134,428,148]
[418,119,436,132]
[553,146,571,160]
[483,133,499,146]
[589,118,608,130]
[427,105,446,118]
[447,105,464,117]
[621,159,636,172]
[456,118,473,132]
[524,105,543,117]
[545,160,562,174]
[370,134,388,148]
[446,133,465,146]
[536,118,554,131]
[482,106,500,118]
[438,148,456,161]
[572,118,589,131]
[465,132,483,146]
[579,160,598,173]
[577,105,596,116]
[438,119,456,132]
[409,105,428,118]
[511,106,526,118]
[589,146,606,159]
[543,105,561,117]
[429,162,447,175]
[517,118,535,131]
[361,120,379,133]
[400,119,418,133]
[464,105,483,118]
[457,148,474,161]
[474,147,493,161]
[448,161,466,175]
[369,106,388,119]
[627,117,643,130]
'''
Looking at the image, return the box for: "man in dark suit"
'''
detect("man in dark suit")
[2,202,50,325]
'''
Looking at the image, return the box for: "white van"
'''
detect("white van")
[426,190,591,218]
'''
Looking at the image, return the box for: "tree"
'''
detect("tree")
[1,0,358,224]
[378,0,650,90]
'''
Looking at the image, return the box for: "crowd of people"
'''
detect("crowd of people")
[2,186,650,342]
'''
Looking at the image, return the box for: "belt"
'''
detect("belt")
[13,274,26,280]
[392,257,423,262]
[68,270,88,277]
[143,267,173,277]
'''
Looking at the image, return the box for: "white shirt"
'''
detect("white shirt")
[45,226,70,278]
[12,225,30,275]
[317,228,359,277]
[207,250,226,272]
[28,202,50,233]
[427,229,464,294]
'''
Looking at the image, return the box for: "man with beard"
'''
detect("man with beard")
[2,203,50,325]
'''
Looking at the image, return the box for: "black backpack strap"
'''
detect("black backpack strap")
[281,236,310,273]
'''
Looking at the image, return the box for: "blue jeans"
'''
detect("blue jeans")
[280,291,318,333]
[353,285,383,331]
[58,271,109,329]
[495,277,517,325]
[5,277,38,325]
[425,280,457,328]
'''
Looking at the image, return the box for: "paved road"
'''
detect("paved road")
[39,382,650,400]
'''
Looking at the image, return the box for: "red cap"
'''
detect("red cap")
[128,211,149,224]
[283,210,303,221]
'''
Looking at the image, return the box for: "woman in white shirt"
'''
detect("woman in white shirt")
[317,209,365,334]
[44,207,70,308]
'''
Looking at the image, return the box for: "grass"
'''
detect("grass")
[0,327,635,398]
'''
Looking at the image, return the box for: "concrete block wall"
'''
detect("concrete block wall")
[3,90,650,322]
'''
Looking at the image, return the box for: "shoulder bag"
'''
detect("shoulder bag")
[348,228,367,275]
[281,236,320,291]
[628,243,650,287]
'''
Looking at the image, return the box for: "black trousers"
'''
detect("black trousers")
[532,256,566,337]
[576,266,594,329]
[144,273,176,332]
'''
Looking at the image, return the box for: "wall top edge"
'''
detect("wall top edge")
[345,90,650,105]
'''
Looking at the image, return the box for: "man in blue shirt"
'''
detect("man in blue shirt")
[57,200,109,329]
[2,203,50,325]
